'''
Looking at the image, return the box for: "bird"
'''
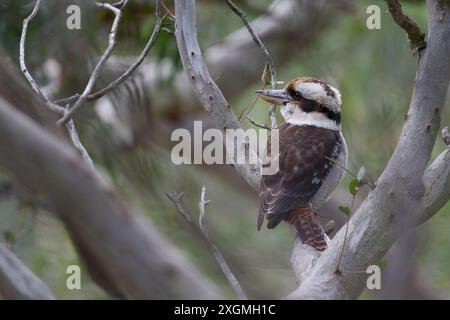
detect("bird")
[255,77,347,251]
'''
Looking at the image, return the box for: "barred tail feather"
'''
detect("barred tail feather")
[290,208,327,251]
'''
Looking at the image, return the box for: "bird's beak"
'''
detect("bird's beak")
[255,89,292,105]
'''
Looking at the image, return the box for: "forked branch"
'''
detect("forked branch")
[167,187,248,300]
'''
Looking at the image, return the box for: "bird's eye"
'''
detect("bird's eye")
[293,91,303,99]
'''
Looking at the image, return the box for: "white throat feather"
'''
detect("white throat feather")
[281,103,341,131]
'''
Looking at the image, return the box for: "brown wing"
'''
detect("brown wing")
[258,123,341,230]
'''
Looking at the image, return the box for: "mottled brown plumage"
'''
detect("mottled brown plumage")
[256,76,346,251]
[258,123,343,250]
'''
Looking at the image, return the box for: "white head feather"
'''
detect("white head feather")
[282,77,342,131]
[294,80,341,112]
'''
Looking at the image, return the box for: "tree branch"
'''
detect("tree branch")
[287,0,450,299]
[57,1,129,125]
[0,89,222,298]
[175,0,261,190]
[19,0,64,114]
[421,148,450,223]
[167,187,247,300]
[385,0,427,55]
[0,242,55,299]
[175,0,450,300]
[55,0,164,106]
[245,115,271,131]
[65,117,99,176]
[225,0,277,128]
[98,0,352,136]
[20,0,98,172]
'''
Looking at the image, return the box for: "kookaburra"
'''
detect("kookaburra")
[256,77,347,251]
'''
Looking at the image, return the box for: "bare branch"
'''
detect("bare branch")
[55,0,164,106]
[198,186,247,300]
[162,0,176,21]
[0,242,55,299]
[244,115,271,131]
[19,0,64,114]
[66,117,99,176]
[175,0,261,190]
[166,187,248,300]
[225,0,277,128]
[385,0,427,55]
[287,0,450,299]
[99,0,352,135]
[175,0,450,300]
[20,2,101,173]
[0,93,222,299]
[57,1,129,125]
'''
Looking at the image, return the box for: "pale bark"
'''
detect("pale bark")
[175,0,450,300]
[287,0,450,299]
[0,243,55,300]
[0,59,222,298]
[99,0,352,126]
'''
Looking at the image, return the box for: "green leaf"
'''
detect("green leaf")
[3,230,15,245]
[339,206,351,216]
[349,179,359,195]
[377,259,387,271]
[357,166,366,182]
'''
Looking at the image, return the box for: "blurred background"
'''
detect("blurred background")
[0,0,449,299]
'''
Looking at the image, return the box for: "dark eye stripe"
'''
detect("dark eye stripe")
[297,99,341,125]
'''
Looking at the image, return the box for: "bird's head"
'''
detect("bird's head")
[256,77,342,130]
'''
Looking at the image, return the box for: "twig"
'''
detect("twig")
[66,117,99,176]
[335,194,356,273]
[57,1,129,125]
[324,155,376,189]
[55,0,164,106]
[238,83,266,122]
[162,27,175,36]
[161,0,176,21]
[111,0,127,7]
[244,115,271,130]
[166,187,248,300]
[174,0,261,190]
[20,1,101,172]
[385,0,426,56]
[165,192,193,223]
[19,0,64,114]
[225,0,277,128]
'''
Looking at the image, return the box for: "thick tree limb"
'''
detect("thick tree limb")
[0,242,55,300]
[0,90,222,299]
[287,0,450,299]
[421,148,450,223]
[175,0,450,300]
